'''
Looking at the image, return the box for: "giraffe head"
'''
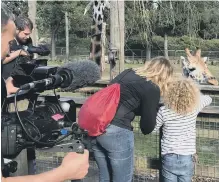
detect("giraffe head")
[180,48,218,86]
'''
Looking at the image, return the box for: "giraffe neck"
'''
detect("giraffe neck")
[89,1,106,68]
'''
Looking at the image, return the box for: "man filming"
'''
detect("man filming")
[2,15,33,80]
[1,4,89,182]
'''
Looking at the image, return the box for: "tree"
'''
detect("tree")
[37,1,92,59]
[37,1,65,60]
[154,1,202,57]
[28,0,38,46]
[124,1,157,60]
[4,0,28,17]
[199,2,219,39]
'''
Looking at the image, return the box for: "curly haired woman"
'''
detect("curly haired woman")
[153,78,212,182]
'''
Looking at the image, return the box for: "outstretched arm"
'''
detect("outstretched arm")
[152,107,164,133]
[140,84,160,135]
[198,94,212,112]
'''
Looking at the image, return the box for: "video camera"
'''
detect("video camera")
[13,44,51,57]
[1,59,101,166]
[10,44,50,67]
[1,64,87,160]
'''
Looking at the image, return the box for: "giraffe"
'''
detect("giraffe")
[180,48,218,86]
[84,0,110,75]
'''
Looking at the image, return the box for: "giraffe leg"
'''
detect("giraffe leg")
[90,38,95,60]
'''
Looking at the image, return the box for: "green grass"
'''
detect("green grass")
[208,65,219,81]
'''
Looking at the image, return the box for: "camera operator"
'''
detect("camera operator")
[2,15,33,80]
[1,4,89,182]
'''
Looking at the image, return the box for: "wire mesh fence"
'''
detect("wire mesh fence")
[33,112,219,182]
[195,114,219,181]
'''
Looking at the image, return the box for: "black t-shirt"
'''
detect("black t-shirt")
[2,38,33,80]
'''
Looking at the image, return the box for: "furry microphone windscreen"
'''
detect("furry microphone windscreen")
[60,60,101,91]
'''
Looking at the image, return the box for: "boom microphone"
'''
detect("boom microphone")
[59,60,101,91]
[20,60,101,91]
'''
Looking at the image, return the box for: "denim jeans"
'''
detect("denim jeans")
[162,153,195,182]
[91,124,134,182]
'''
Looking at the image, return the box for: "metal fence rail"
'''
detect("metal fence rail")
[32,110,219,182]
[53,48,219,64]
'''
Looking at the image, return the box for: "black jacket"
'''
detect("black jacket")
[110,69,160,135]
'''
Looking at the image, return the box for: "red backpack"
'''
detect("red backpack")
[78,83,120,136]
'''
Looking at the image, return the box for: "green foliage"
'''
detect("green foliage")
[7,0,217,53]
[200,4,219,39]
[36,1,91,42]
[125,1,219,49]
[155,1,201,37]
[125,1,157,46]
[4,0,28,17]
[151,35,219,51]
[36,1,65,35]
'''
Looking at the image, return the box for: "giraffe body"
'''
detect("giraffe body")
[180,48,218,86]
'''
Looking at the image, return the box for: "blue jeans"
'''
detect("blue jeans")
[162,154,195,182]
[91,124,134,182]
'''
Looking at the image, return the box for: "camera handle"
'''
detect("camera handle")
[36,140,85,154]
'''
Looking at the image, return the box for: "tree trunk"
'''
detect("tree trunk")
[51,31,56,61]
[110,0,125,74]
[28,0,38,58]
[101,22,106,73]
[164,33,168,59]
[65,12,69,62]
[118,0,125,73]
[146,42,151,62]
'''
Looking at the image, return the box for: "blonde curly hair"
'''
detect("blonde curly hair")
[163,78,201,115]
[134,57,173,96]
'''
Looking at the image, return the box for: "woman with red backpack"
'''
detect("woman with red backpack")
[79,57,174,182]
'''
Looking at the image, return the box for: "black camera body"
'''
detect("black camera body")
[1,62,87,161]
[10,44,50,69]
[13,44,51,57]
[1,94,77,159]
